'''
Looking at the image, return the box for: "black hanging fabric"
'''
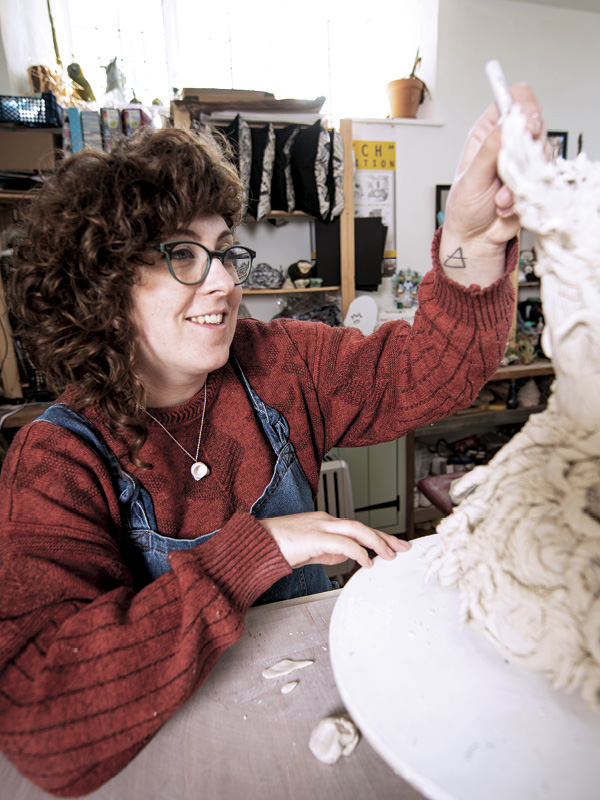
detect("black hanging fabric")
[327,128,345,220]
[219,114,252,217]
[248,123,276,220]
[271,124,300,213]
[290,119,331,221]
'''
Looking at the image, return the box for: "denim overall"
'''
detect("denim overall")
[35,360,333,604]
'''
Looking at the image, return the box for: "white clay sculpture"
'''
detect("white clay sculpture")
[426,67,600,714]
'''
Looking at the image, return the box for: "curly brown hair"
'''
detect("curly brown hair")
[8,124,243,465]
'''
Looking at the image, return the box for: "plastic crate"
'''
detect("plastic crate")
[0,92,63,128]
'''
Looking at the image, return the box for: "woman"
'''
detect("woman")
[0,84,542,796]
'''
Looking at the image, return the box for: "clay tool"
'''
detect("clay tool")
[485,59,512,119]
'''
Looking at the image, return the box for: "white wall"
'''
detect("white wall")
[354,0,600,279]
[0,24,9,93]
[238,219,314,322]
[246,0,600,319]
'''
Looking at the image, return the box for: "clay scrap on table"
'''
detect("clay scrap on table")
[426,75,600,714]
[308,716,359,764]
[261,658,314,679]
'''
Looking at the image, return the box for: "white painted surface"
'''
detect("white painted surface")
[343,295,379,335]
[352,0,600,278]
[329,534,600,800]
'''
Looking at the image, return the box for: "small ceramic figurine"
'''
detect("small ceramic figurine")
[67,62,96,102]
[287,259,314,289]
[104,57,125,94]
[391,268,421,309]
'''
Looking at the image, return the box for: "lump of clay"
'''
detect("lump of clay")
[309,716,359,765]
[261,659,313,679]
[426,96,600,715]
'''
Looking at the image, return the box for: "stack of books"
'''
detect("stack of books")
[65,108,102,154]
[100,108,123,152]
[63,107,147,155]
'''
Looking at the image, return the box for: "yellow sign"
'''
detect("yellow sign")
[353,140,396,170]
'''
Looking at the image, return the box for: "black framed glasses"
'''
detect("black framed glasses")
[156,241,256,286]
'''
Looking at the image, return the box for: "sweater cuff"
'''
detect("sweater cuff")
[429,227,518,331]
[168,511,292,610]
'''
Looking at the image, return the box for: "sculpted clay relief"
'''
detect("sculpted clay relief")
[426,97,600,714]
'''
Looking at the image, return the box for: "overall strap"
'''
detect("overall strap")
[230,354,268,416]
[33,404,158,530]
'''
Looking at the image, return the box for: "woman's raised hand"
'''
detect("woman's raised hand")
[258,511,410,570]
[440,83,544,288]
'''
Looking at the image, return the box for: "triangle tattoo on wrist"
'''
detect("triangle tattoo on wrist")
[443,247,467,268]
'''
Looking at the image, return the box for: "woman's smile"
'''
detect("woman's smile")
[187,313,225,325]
[131,213,242,407]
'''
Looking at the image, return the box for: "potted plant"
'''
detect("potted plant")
[387,49,430,119]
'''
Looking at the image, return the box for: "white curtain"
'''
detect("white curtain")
[0,0,72,94]
[162,0,438,121]
[0,0,438,120]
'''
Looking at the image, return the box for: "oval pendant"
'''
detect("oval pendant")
[191,461,209,481]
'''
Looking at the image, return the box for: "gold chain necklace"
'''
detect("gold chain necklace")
[143,380,210,481]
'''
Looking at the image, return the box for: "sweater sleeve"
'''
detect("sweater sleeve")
[0,425,290,797]
[320,233,518,450]
[248,231,517,456]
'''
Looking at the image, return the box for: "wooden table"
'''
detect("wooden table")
[0,592,424,800]
[0,402,51,429]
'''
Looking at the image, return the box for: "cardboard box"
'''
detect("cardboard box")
[0,128,62,172]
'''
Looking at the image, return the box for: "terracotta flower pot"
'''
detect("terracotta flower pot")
[387,77,424,119]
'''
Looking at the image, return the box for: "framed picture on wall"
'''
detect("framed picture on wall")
[547,131,568,162]
[435,184,451,231]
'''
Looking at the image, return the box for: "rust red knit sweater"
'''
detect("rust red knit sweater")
[0,236,517,796]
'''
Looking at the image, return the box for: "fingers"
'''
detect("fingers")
[456,83,543,178]
[309,533,374,570]
[319,514,409,557]
[508,84,543,136]
[495,184,515,218]
[487,83,542,134]
[259,511,410,571]
[304,523,410,571]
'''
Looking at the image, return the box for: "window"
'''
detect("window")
[1,0,438,122]
[163,0,438,121]
[67,0,169,105]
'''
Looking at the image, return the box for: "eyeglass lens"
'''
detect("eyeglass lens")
[167,243,252,285]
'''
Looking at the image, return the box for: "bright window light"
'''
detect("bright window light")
[67,0,169,105]
[65,0,437,120]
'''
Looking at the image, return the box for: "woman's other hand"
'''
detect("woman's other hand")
[258,511,410,570]
[440,83,544,288]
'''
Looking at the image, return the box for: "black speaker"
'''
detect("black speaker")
[314,216,387,291]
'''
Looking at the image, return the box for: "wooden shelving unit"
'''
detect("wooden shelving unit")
[0,401,51,428]
[240,126,356,308]
[489,360,553,382]
[246,210,312,223]
[413,403,547,438]
[0,259,22,401]
[244,286,341,295]
[173,107,357,319]
[0,191,29,203]
[404,360,554,538]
